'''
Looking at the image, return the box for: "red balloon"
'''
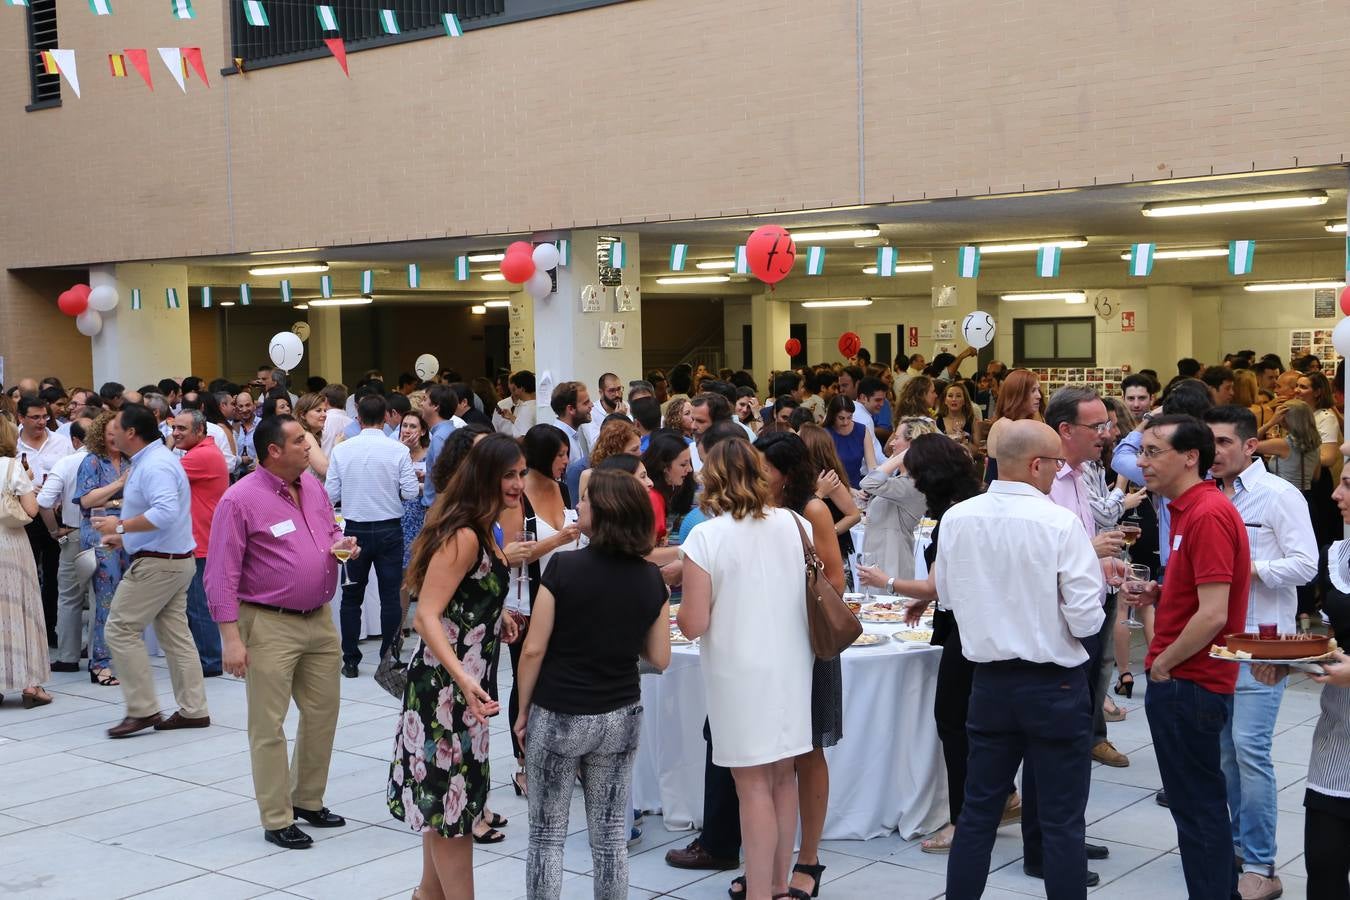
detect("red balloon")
[71,283,91,301]
[57,288,88,317]
[1339,286,1350,316]
[784,338,802,357]
[838,331,862,359]
[746,225,796,285]
[505,241,533,258]
[500,250,536,284]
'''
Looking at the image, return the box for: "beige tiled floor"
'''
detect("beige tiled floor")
[0,643,1326,899]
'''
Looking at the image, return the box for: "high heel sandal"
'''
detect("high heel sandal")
[90,668,119,687]
[512,770,527,797]
[22,688,52,709]
[1113,671,1134,699]
[792,862,826,898]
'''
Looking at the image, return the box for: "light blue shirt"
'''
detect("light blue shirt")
[123,439,195,556]
[421,419,455,507]
[342,419,398,440]
[1112,429,1173,566]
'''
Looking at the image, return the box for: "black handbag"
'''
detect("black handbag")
[374,603,414,699]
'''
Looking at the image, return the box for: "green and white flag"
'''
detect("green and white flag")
[1128,243,1155,277]
[558,239,570,266]
[166,287,181,309]
[315,4,338,31]
[130,288,142,310]
[806,246,825,276]
[239,283,251,305]
[170,0,193,20]
[608,242,626,268]
[407,263,420,287]
[280,279,292,304]
[378,8,399,34]
[200,286,212,308]
[876,246,896,276]
[1036,246,1061,278]
[1229,240,1255,276]
[320,274,332,298]
[5,1,30,7]
[733,245,748,274]
[957,246,980,278]
[669,243,688,271]
[454,256,469,281]
[361,269,373,295]
[242,0,268,26]
[88,0,112,15]
[442,12,462,37]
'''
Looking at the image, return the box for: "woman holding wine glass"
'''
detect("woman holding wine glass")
[74,410,130,687]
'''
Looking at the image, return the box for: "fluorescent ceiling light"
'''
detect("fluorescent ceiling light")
[248,263,329,276]
[861,263,934,274]
[695,259,737,270]
[978,238,1088,254]
[471,305,487,315]
[1326,221,1347,234]
[293,304,309,310]
[307,296,372,307]
[778,226,881,242]
[800,299,873,309]
[1243,281,1345,292]
[218,301,236,307]
[1120,247,1229,261]
[467,252,505,262]
[655,275,731,285]
[483,300,511,308]
[1141,191,1328,217]
[1000,291,1087,303]
[480,273,506,282]
[249,247,321,256]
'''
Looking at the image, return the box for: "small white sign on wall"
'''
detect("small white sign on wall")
[580,285,602,313]
[600,321,626,349]
[935,319,955,341]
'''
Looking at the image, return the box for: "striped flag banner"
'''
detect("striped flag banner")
[957,246,980,278]
[1229,240,1255,276]
[109,53,127,77]
[49,49,81,97]
[1128,243,1155,277]
[315,4,337,31]
[806,246,825,276]
[320,274,332,298]
[733,245,749,274]
[89,0,112,15]
[124,48,152,89]
[239,283,251,305]
[242,0,268,27]
[201,286,212,308]
[166,287,181,309]
[5,1,30,7]
[875,246,897,276]
[378,8,399,34]
[280,280,292,304]
[407,263,420,288]
[1036,246,1061,278]
[361,270,373,295]
[557,239,570,266]
[170,0,193,19]
[669,244,688,271]
[131,288,142,310]
[39,50,57,75]
[609,242,626,268]
[159,47,186,92]
[442,12,462,37]
[454,256,469,281]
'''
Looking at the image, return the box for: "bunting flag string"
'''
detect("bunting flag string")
[360,269,373,295]
[323,37,347,75]
[130,288,142,310]
[733,245,748,275]
[378,8,399,34]
[48,49,81,98]
[170,0,193,20]
[108,52,126,77]
[957,245,980,278]
[454,257,469,281]
[407,263,420,288]
[4,1,30,7]
[182,47,209,86]
[1128,243,1155,277]
[668,243,688,271]
[38,50,57,75]
[320,274,332,298]
[442,12,463,37]
[280,279,292,304]
[316,4,338,31]
[158,47,186,92]
[1036,246,1061,278]
[875,246,896,276]
[239,283,251,305]
[200,286,212,308]
[557,240,570,266]
[124,48,153,89]
[1229,240,1255,276]
[166,287,181,309]
[242,0,269,27]
[806,246,825,276]
[89,0,112,15]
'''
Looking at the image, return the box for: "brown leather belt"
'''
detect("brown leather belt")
[131,551,194,561]
[241,600,326,617]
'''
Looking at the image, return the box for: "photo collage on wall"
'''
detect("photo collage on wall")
[1027,367,1126,398]
[1289,329,1340,372]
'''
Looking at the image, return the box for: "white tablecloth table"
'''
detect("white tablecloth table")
[633,620,949,841]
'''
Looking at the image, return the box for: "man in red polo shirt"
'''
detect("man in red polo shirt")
[1129,414,1249,900]
[173,410,229,678]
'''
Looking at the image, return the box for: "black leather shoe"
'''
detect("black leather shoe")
[1086,842,1109,860]
[264,825,313,849]
[50,661,80,672]
[341,664,359,678]
[294,806,346,828]
[1155,790,1169,807]
[1023,862,1099,886]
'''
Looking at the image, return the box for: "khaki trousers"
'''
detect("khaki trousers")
[106,556,207,720]
[238,603,342,830]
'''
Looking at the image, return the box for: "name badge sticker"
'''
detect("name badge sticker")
[1172,534,1183,551]
[270,519,297,538]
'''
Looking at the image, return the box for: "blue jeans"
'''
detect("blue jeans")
[1219,664,1286,874]
[1145,677,1240,900]
[339,519,404,668]
[185,557,221,674]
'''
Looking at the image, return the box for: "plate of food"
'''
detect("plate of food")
[850,633,889,647]
[893,629,934,644]
[859,609,907,623]
[1223,632,1333,660]
[862,599,902,612]
[1209,639,1336,670]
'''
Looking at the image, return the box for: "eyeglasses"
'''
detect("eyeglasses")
[1070,421,1112,435]
[1034,456,1067,466]
[1138,446,1179,459]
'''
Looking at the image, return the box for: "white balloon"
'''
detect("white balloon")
[961,311,997,350]
[531,243,561,271]
[268,331,304,371]
[75,309,103,337]
[526,270,553,300]
[1334,317,1350,359]
[87,285,119,313]
[415,353,439,381]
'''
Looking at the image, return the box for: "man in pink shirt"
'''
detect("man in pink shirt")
[174,410,228,677]
[205,415,359,851]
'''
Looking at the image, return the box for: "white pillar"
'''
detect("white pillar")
[750,292,791,392]
[91,263,192,388]
[307,308,343,384]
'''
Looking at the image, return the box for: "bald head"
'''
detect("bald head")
[996,419,1063,493]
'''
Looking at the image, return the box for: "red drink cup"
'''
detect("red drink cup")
[1257,622,1278,640]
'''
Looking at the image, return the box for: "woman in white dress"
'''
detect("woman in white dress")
[0,416,53,707]
[678,439,814,900]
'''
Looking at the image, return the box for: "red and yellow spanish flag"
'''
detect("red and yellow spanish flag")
[39,50,58,75]
[108,52,127,78]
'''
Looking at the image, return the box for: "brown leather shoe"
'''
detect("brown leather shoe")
[154,711,211,731]
[664,838,739,870]
[107,714,164,738]
[1091,740,1130,768]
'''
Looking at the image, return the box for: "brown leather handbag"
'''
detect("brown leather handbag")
[789,513,861,660]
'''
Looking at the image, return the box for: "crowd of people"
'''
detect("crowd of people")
[2,345,1350,900]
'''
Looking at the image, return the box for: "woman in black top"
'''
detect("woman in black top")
[513,469,671,899]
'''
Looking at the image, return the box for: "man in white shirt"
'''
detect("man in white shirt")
[494,370,537,438]
[1205,405,1317,900]
[326,395,419,678]
[549,381,593,463]
[580,372,628,449]
[37,415,93,671]
[234,390,261,477]
[852,376,889,469]
[319,384,352,456]
[937,419,1107,900]
[16,393,75,647]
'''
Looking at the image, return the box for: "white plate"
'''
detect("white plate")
[1207,651,1330,673]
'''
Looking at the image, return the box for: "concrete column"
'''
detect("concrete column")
[91,263,192,388]
[749,292,791,392]
[1146,285,1195,375]
[929,250,977,358]
[534,230,643,422]
[306,308,343,384]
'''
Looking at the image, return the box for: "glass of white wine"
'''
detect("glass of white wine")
[333,539,355,587]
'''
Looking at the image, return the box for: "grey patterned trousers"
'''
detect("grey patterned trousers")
[525,703,643,900]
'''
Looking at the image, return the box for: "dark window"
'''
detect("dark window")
[789,323,807,368]
[741,324,752,370]
[1013,316,1096,367]
[874,332,892,372]
[26,0,60,110]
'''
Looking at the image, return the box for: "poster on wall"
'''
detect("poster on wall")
[1290,329,1338,370]
[1315,289,1336,319]
[600,321,626,349]
[580,285,602,313]
[934,319,955,341]
[1121,311,1135,332]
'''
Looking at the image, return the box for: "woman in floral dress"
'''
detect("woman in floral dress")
[389,433,532,898]
[74,410,129,686]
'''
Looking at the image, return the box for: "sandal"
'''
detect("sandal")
[512,771,527,797]
[22,687,52,709]
[483,811,508,829]
[729,876,746,899]
[90,668,119,687]
[472,826,505,844]
[1113,671,1134,699]
[921,827,955,854]
[774,891,811,900]
[792,862,826,898]
[1104,699,1126,722]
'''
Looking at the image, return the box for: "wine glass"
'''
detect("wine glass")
[859,552,877,598]
[1122,563,1151,629]
[514,530,535,604]
[332,542,355,587]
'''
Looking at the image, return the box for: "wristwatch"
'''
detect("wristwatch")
[887,577,896,593]
[114,523,125,535]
